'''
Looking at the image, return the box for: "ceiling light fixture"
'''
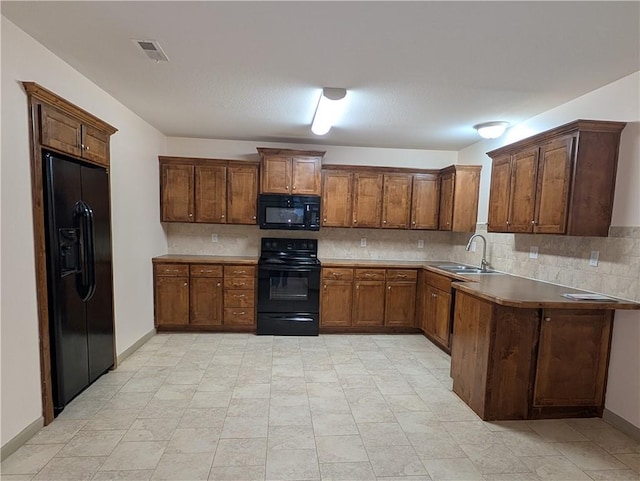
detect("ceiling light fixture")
[473,121,509,139]
[311,87,347,135]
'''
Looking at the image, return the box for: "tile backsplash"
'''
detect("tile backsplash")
[166,223,640,302]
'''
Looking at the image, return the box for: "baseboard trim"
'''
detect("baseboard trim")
[116,328,156,365]
[1,416,44,461]
[603,408,640,442]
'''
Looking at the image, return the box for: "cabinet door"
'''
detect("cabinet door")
[321,280,353,327]
[322,170,353,227]
[227,165,258,224]
[195,165,227,223]
[352,281,385,326]
[509,148,539,233]
[260,155,291,194]
[534,309,612,407]
[384,282,416,326]
[438,173,454,230]
[382,174,412,229]
[487,155,512,232]
[431,287,452,347]
[352,172,383,228]
[155,276,189,326]
[190,277,223,325]
[81,125,110,166]
[534,136,574,234]
[40,104,83,158]
[291,157,322,195]
[411,174,440,230]
[161,164,194,222]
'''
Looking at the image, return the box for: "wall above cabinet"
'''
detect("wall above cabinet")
[487,120,626,237]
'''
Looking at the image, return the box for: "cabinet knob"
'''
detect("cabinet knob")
[506,220,510,225]
[412,221,416,225]
[356,285,359,289]
[189,213,193,217]
[353,219,357,224]
[544,317,551,322]
[293,186,296,190]
[81,143,85,150]
[388,286,391,290]
[183,282,187,287]
[531,220,536,225]
[252,216,257,220]
[323,218,327,222]
[324,284,327,289]
[221,214,225,218]
[85,145,90,151]
[383,220,387,224]
[286,186,289,190]
[447,222,450,225]
[217,282,221,287]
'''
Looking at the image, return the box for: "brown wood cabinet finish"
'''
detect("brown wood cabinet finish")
[190,277,223,325]
[321,170,353,227]
[411,174,440,230]
[451,290,616,420]
[39,103,111,167]
[487,120,626,237]
[353,172,384,228]
[223,265,256,326]
[23,82,118,425]
[438,166,482,232]
[159,157,258,225]
[155,271,190,326]
[384,275,417,326]
[257,148,325,195]
[321,280,354,327]
[420,271,453,352]
[382,174,412,229]
[352,280,386,326]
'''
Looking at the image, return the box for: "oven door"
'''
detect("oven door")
[257,263,320,314]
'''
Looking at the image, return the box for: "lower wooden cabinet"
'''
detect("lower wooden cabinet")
[154,262,255,329]
[320,266,418,329]
[451,290,615,420]
[419,270,454,352]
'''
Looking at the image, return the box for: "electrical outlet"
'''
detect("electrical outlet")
[211,234,218,243]
[529,246,539,259]
[470,241,477,252]
[360,238,367,247]
[589,250,599,267]
[417,239,425,249]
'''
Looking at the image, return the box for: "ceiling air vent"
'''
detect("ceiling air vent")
[134,39,169,62]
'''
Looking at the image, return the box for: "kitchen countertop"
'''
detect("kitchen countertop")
[152,255,259,265]
[319,258,640,310]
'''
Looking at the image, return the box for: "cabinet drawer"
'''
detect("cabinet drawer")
[224,277,255,290]
[224,290,254,308]
[155,264,189,277]
[190,265,223,277]
[386,269,417,281]
[425,270,453,292]
[224,308,255,325]
[322,268,354,281]
[224,265,255,278]
[355,269,386,281]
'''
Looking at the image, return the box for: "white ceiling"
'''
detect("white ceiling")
[3,1,639,150]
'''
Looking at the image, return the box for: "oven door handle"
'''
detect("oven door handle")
[262,315,316,322]
[259,265,319,273]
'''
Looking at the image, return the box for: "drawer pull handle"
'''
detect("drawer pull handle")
[397,274,407,278]
[232,270,245,275]
[233,294,246,298]
[332,272,342,277]
[233,311,246,315]
[231,283,246,287]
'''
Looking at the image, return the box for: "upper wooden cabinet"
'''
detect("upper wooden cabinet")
[24,83,117,168]
[159,157,258,224]
[257,148,325,195]
[382,174,412,229]
[438,165,482,232]
[487,120,626,237]
[321,165,478,231]
[411,174,440,230]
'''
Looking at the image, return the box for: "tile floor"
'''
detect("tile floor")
[2,333,639,481]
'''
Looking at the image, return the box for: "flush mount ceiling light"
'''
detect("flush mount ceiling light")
[311,87,347,135]
[474,121,509,139]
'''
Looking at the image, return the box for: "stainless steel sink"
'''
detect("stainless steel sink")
[435,264,503,275]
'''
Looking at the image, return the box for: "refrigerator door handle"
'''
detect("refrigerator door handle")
[74,200,96,301]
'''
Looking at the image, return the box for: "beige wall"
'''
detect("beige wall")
[1,17,167,446]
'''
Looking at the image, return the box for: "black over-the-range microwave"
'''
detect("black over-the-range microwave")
[258,194,321,231]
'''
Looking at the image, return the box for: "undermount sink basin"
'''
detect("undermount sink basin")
[435,265,503,275]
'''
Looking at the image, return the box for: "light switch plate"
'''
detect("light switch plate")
[590,250,599,267]
[360,238,367,247]
[211,234,218,243]
[417,239,425,249]
[529,246,539,259]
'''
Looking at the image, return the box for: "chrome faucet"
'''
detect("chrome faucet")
[465,234,489,272]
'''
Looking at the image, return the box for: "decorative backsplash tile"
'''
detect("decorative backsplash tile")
[166,223,640,302]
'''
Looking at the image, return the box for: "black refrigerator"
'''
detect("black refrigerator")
[43,151,115,415]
